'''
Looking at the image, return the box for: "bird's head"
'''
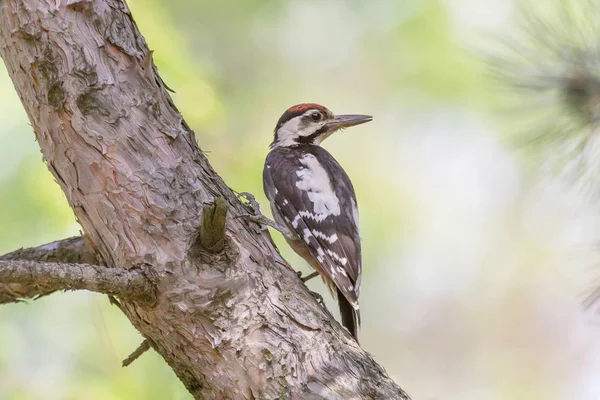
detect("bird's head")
[270,103,372,148]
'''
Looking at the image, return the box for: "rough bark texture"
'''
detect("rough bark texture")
[0,236,97,264]
[0,1,411,399]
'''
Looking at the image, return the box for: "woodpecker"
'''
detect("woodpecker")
[261,103,372,341]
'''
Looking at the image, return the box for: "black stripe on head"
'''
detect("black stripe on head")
[297,125,328,144]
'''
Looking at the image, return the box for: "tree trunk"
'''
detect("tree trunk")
[0,1,411,399]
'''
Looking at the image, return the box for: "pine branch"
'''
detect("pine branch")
[0,259,155,305]
[0,236,98,264]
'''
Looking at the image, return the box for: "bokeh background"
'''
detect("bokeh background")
[2,0,600,399]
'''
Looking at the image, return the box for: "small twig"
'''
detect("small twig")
[199,197,228,253]
[300,271,319,283]
[122,339,151,367]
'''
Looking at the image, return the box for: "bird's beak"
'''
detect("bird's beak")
[327,114,373,131]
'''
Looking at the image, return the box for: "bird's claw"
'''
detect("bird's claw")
[234,199,297,241]
[309,290,325,306]
[237,212,280,231]
[237,192,261,215]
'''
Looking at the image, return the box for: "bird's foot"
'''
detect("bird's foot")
[237,192,261,215]
[309,290,325,307]
[236,212,297,240]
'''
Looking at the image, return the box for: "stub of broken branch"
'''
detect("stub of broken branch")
[199,197,228,253]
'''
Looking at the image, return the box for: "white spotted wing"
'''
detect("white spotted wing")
[263,145,361,308]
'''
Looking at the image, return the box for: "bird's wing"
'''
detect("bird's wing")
[264,147,361,307]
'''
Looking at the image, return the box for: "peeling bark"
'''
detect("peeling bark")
[0,1,411,399]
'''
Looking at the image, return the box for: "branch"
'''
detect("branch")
[0,236,103,304]
[0,259,155,305]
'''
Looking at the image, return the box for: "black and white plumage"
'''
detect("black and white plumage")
[262,103,372,340]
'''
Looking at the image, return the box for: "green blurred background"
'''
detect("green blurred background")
[2,0,600,399]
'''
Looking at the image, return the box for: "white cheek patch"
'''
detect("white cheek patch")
[274,116,325,147]
[277,117,302,147]
[295,154,340,218]
[272,110,333,148]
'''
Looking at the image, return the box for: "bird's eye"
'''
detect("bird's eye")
[310,111,322,121]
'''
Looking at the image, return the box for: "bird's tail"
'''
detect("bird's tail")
[337,288,360,342]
